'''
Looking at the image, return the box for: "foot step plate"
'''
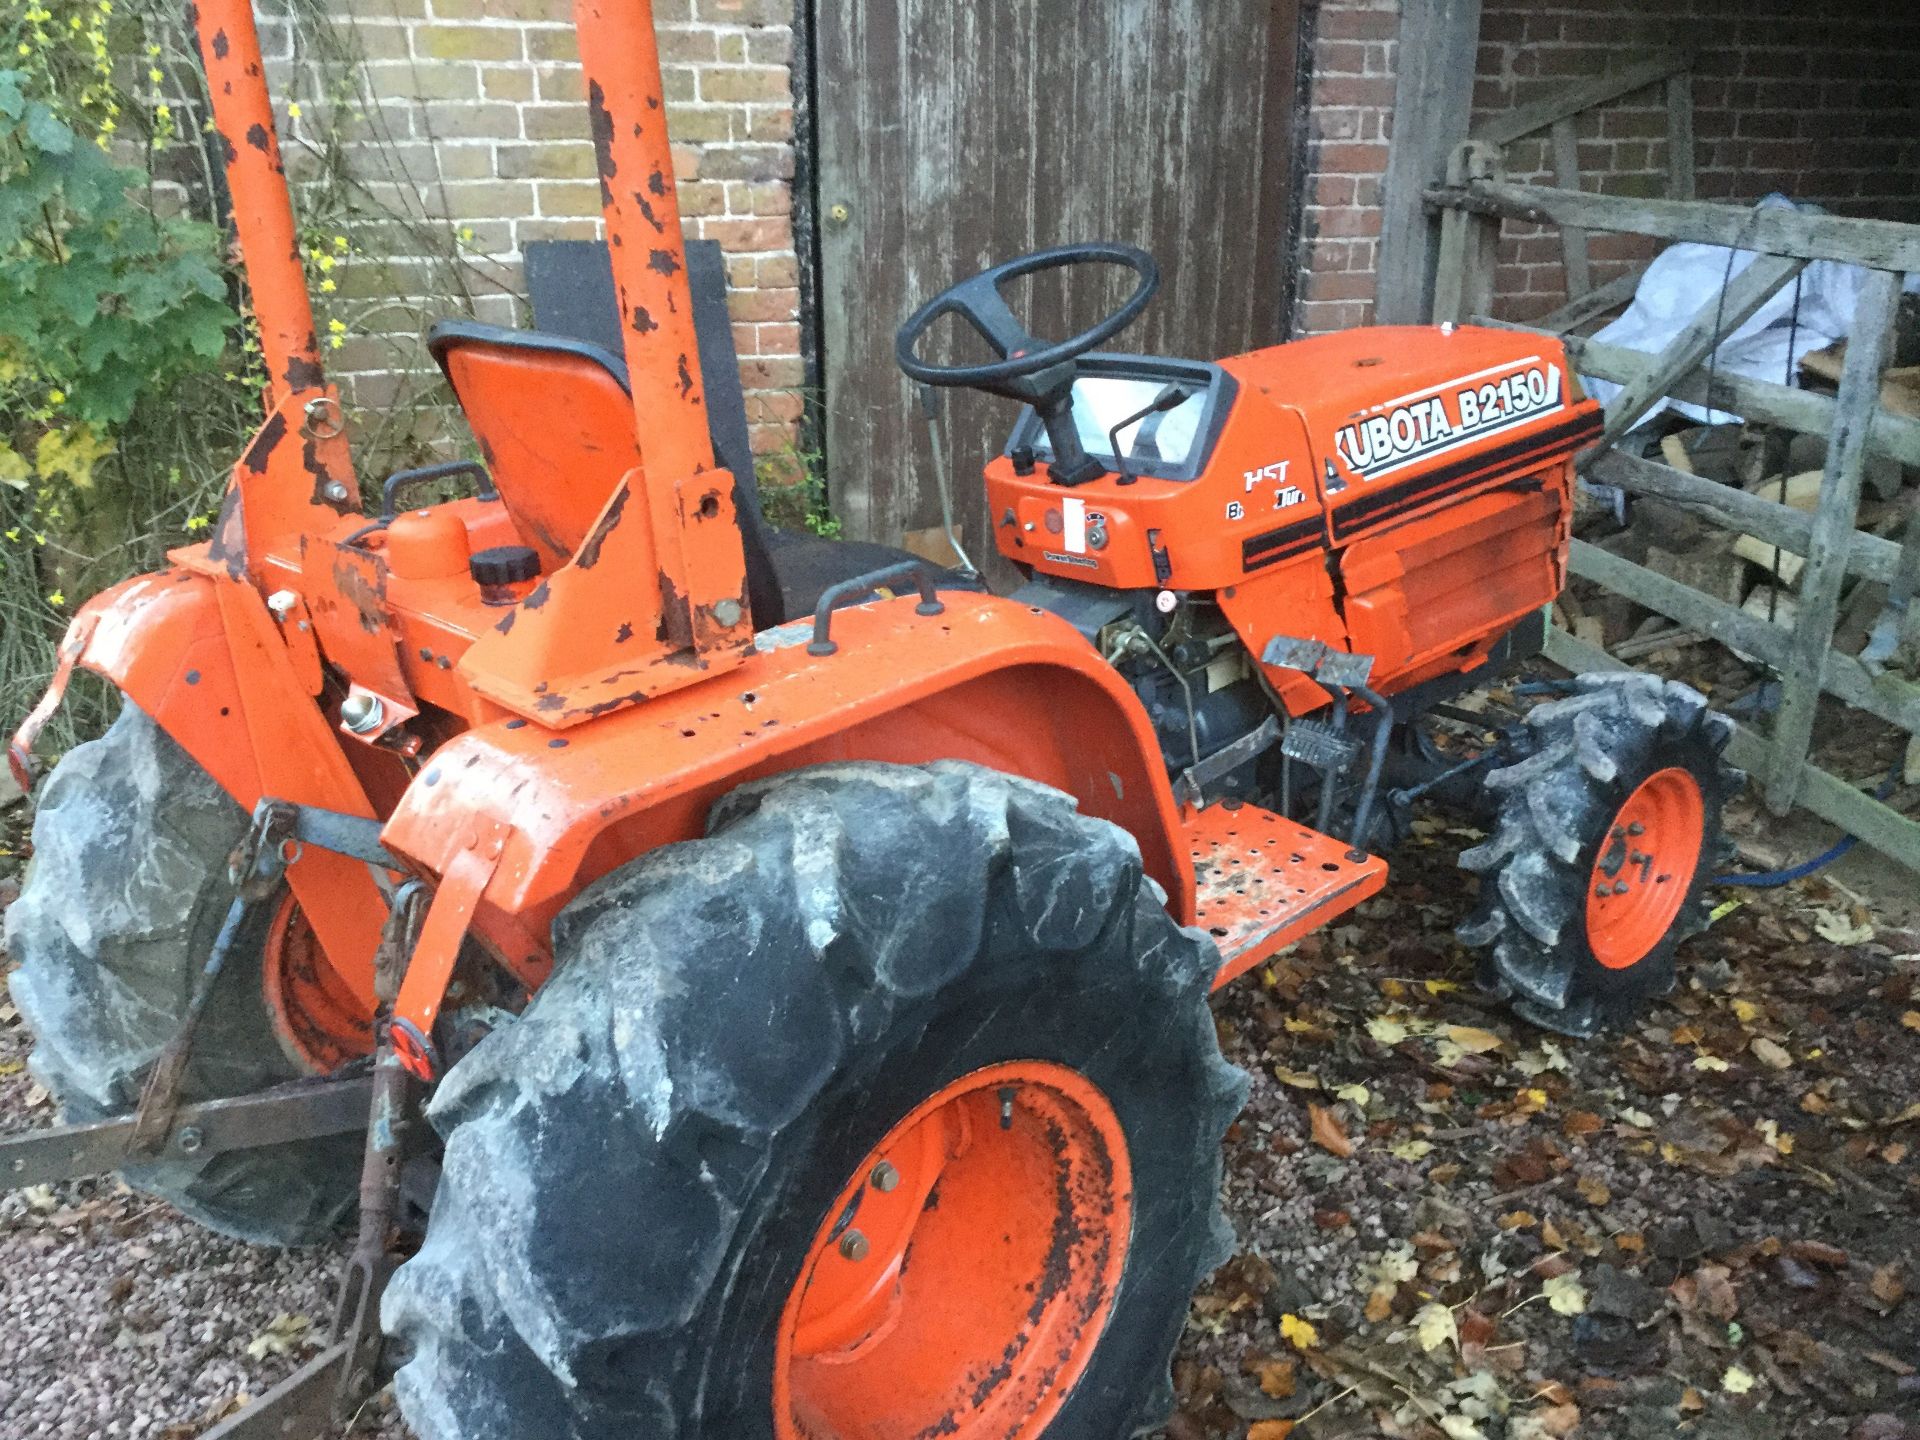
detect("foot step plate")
[1184,801,1389,989]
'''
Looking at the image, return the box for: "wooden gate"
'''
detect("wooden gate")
[812,0,1303,562]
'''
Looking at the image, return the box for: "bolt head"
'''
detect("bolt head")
[838,1230,869,1261]
[1155,589,1178,614]
[870,1161,900,1193]
[713,598,744,628]
[322,480,351,504]
[175,1125,205,1155]
[341,692,386,734]
[1627,821,1646,836]
[266,588,300,621]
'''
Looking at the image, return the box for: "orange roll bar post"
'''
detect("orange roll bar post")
[572,0,716,481]
[188,0,329,410]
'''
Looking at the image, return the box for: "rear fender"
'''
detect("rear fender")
[381,592,1195,955]
[19,568,388,1008]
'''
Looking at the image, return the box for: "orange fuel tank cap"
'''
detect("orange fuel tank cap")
[386,507,472,581]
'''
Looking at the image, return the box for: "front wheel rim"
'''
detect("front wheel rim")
[1585,766,1706,971]
[773,1060,1133,1440]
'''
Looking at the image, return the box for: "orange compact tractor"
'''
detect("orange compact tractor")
[2,2,1741,1437]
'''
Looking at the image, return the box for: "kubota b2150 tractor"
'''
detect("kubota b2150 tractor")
[2,2,1741,1436]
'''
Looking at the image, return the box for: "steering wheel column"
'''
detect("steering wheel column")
[895,243,1160,487]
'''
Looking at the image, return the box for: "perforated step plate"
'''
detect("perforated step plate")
[1185,801,1389,989]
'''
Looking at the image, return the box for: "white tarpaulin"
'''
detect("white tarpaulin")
[1582,193,1920,430]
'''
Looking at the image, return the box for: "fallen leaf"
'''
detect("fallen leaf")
[1445,1025,1504,1054]
[1543,1272,1588,1315]
[1415,1301,1458,1353]
[1512,1403,1582,1440]
[1721,1365,1756,1395]
[1274,1068,1322,1091]
[1335,1082,1371,1108]
[1902,1012,1920,1033]
[1364,1286,1395,1323]
[1247,1423,1294,1440]
[1750,1037,1793,1070]
[1251,1356,1296,1399]
[244,1313,312,1362]
[1279,1313,1320,1351]
[1308,1104,1354,1158]
[1870,1264,1907,1308]
[1439,1416,1485,1440]
[1368,1016,1409,1045]
[1562,1111,1604,1138]
[1390,1139,1434,1162]
[0,1058,22,1077]
[1693,1055,1730,1072]
[1813,908,1873,945]
[1575,1175,1612,1206]
[1731,998,1762,1023]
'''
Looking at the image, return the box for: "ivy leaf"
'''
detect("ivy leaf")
[24,102,75,157]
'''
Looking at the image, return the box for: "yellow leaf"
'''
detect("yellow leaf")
[1274,1068,1322,1091]
[1543,1273,1587,1315]
[1414,1301,1458,1353]
[1390,1139,1434,1162]
[1901,1012,1920,1033]
[1721,1365,1756,1395]
[1280,1313,1320,1351]
[1445,1025,1504,1054]
[0,439,29,489]
[1731,998,1761,1023]
[34,424,115,489]
[1335,1083,1371,1108]
[1693,1055,1730,1072]
[1368,1016,1409,1045]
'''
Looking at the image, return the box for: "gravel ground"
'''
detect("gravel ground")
[2,738,1916,1439]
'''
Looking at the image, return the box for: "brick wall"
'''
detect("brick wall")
[1289,0,1920,335]
[263,0,804,461]
[1288,0,1398,338]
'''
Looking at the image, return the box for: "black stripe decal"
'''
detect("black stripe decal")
[1242,515,1324,571]
[1331,407,1601,543]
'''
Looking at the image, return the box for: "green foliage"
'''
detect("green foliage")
[0,67,233,431]
[757,443,842,539]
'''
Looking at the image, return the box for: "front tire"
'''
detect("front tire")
[383,761,1247,1440]
[1457,673,1742,1037]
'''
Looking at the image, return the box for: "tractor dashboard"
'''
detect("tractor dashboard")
[1003,355,1237,484]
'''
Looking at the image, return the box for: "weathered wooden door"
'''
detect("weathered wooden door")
[814,0,1302,559]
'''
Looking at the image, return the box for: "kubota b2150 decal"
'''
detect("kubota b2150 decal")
[1334,359,1565,482]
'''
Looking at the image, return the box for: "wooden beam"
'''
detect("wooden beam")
[1375,0,1483,324]
[1665,72,1696,201]
[1565,334,1920,468]
[1569,540,1920,736]
[1765,268,1903,810]
[1550,117,1592,298]
[1586,252,1806,453]
[1426,181,1920,271]
[1527,267,1644,335]
[1544,626,1920,873]
[1431,141,1502,325]
[1472,50,1692,147]
[1588,451,1903,586]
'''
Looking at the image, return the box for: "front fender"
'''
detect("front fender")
[381,591,1194,940]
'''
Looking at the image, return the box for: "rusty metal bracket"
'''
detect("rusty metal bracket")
[2,1075,373,1192]
[389,822,507,1082]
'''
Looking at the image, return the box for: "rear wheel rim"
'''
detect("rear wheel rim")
[261,894,374,1071]
[1585,767,1705,971]
[773,1060,1133,1440]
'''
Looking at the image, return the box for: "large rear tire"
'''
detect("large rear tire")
[1458,673,1742,1037]
[4,704,361,1245]
[383,761,1246,1440]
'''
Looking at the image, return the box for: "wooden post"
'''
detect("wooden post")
[1430,142,1502,325]
[1375,0,1483,324]
[1549,117,1591,298]
[1666,73,1696,201]
[1763,267,1903,811]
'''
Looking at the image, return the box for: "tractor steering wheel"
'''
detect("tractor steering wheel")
[895,242,1160,401]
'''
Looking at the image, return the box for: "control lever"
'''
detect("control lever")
[1111,384,1192,487]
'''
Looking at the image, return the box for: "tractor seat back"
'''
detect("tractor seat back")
[426,321,641,571]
